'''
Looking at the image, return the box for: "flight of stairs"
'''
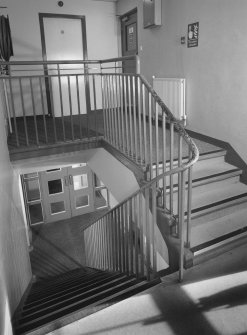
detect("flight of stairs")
[13,267,160,335]
[161,148,247,267]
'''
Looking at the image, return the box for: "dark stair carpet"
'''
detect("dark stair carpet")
[13,266,160,335]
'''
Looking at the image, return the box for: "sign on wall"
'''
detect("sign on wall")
[187,22,199,48]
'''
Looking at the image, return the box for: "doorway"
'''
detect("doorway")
[120,8,138,73]
[39,13,90,116]
[21,164,109,225]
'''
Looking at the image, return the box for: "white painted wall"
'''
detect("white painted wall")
[0,82,32,335]
[87,148,139,206]
[8,0,118,61]
[117,0,247,163]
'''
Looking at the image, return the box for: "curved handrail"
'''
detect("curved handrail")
[85,67,199,282]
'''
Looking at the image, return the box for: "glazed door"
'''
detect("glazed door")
[40,165,95,223]
[67,165,94,216]
[40,168,71,223]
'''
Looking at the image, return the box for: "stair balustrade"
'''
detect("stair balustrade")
[0,55,199,281]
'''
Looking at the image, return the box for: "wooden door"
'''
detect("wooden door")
[39,14,90,116]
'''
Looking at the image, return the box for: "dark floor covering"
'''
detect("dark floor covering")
[30,208,108,281]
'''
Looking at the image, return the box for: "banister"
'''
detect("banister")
[2,55,199,282]
[0,55,137,66]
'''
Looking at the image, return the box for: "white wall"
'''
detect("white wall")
[8,0,118,61]
[0,83,32,335]
[117,0,247,163]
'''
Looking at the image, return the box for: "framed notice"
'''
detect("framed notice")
[187,22,199,48]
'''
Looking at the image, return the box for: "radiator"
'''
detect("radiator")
[152,77,186,123]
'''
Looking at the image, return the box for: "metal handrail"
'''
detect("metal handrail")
[84,62,199,281]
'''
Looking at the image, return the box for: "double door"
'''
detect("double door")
[40,164,94,223]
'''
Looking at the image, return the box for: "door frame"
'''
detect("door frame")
[120,8,138,57]
[120,8,138,73]
[39,13,91,116]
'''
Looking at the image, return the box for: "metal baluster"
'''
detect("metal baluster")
[134,195,139,278]
[19,78,29,146]
[128,76,134,158]
[68,76,74,141]
[148,93,153,180]
[111,75,118,147]
[138,192,144,277]
[186,162,193,248]
[75,75,83,140]
[132,76,138,161]
[124,76,130,154]
[39,77,48,144]
[124,202,129,275]
[170,122,174,218]
[155,101,159,180]
[151,184,157,274]
[101,74,107,139]
[142,84,147,165]
[162,111,167,210]
[104,76,110,142]
[145,187,151,280]
[121,205,126,273]
[8,76,19,147]
[116,75,121,149]
[178,132,183,236]
[92,74,98,139]
[109,75,114,145]
[57,64,66,141]
[48,72,57,143]
[119,75,124,150]
[129,199,134,274]
[179,170,186,282]
[138,77,143,163]
[116,207,121,271]
[30,78,39,146]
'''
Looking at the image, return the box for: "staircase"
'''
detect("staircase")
[13,267,160,335]
[158,147,247,268]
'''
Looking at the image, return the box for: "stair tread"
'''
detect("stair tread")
[173,179,247,216]
[191,206,247,248]
[27,271,112,302]
[191,180,247,208]
[191,158,241,181]
[15,277,148,332]
[22,273,128,315]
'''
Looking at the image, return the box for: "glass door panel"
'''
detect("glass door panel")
[39,167,71,223]
[68,165,94,216]
[73,174,88,190]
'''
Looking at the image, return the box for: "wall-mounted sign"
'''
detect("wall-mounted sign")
[187,22,199,48]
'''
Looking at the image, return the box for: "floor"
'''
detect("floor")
[46,241,247,335]
[30,208,108,281]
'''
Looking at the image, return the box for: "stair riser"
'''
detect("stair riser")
[30,269,98,293]
[151,151,227,176]
[162,172,241,194]
[16,278,139,331]
[190,195,247,221]
[27,272,110,303]
[15,280,156,335]
[190,231,247,267]
[22,274,128,316]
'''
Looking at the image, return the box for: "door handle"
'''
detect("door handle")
[69,175,73,185]
[64,176,69,186]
